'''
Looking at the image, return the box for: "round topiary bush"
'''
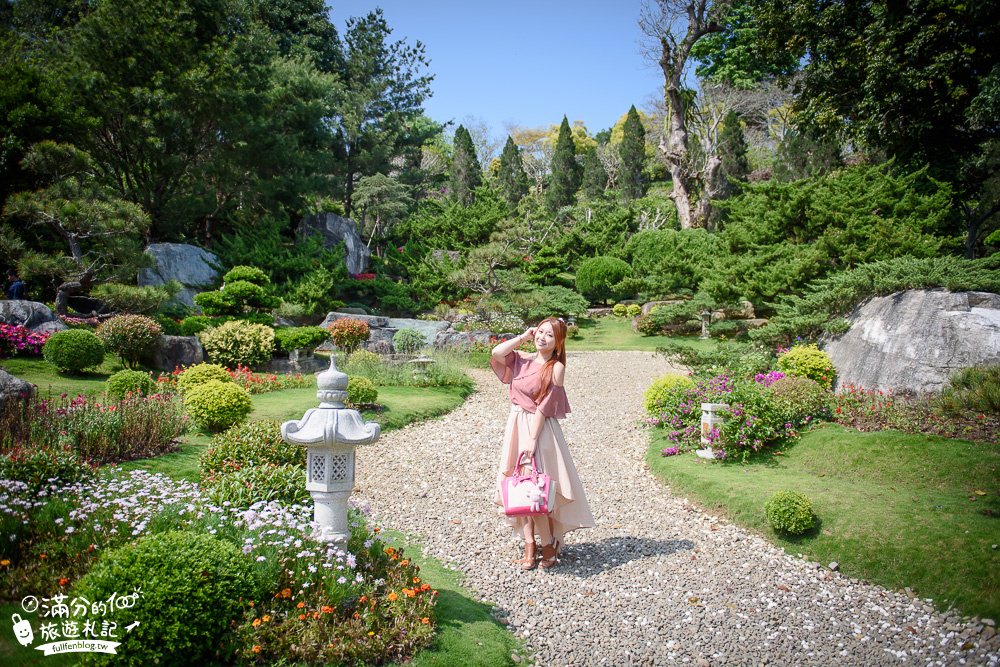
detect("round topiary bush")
[643,373,697,416]
[177,363,233,396]
[392,327,426,354]
[96,314,163,368]
[765,490,816,535]
[272,326,329,354]
[42,329,105,373]
[106,369,157,400]
[199,419,304,476]
[575,255,633,304]
[777,343,836,390]
[198,320,275,369]
[347,376,378,406]
[766,375,831,423]
[612,303,627,317]
[223,264,270,286]
[184,379,253,432]
[72,530,261,667]
[202,463,309,508]
[626,303,642,318]
[326,318,370,352]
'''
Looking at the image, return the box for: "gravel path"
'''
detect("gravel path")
[355,351,999,666]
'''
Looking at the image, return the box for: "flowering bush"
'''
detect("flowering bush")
[765,491,816,535]
[776,343,835,389]
[200,420,304,477]
[96,314,162,368]
[161,364,311,396]
[327,318,370,352]
[199,320,275,369]
[0,392,185,465]
[754,370,786,387]
[646,373,734,449]
[0,443,93,492]
[42,329,105,372]
[202,463,309,509]
[0,323,49,356]
[453,312,525,334]
[718,381,791,459]
[106,369,156,400]
[73,530,261,667]
[183,380,253,432]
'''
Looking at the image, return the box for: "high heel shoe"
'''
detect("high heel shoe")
[538,540,560,569]
[514,541,538,571]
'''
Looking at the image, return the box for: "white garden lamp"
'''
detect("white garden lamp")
[696,402,729,459]
[281,356,380,543]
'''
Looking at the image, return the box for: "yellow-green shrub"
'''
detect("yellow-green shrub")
[183,379,252,432]
[776,344,836,390]
[177,363,232,396]
[643,373,697,416]
[199,320,275,369]
[347,376,378,406]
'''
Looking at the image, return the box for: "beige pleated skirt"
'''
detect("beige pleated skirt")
[495,405,595,543]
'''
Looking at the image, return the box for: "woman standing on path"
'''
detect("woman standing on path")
[491,317,595,570]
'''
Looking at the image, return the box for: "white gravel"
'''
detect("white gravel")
[354,351,1000,666]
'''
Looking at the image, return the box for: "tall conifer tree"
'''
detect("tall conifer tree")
[497,136,529,205]
[620,105,646,200]
[546,116,581,211]
[450,125,481,205]
[718,110,750,197]
[581,150,608,199]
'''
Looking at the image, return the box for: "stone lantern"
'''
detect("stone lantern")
[281,356,380,543]
[407,354,435,382]
[696,402,729,459]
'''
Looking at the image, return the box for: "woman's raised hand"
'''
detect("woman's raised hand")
[522,327,536,341]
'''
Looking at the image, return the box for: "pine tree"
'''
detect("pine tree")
[450,125,481,205]
[546,116,581,211]
[620,105,646,200]
[497,136,529,205]
[581,150,608,199]
[718,110,751,197]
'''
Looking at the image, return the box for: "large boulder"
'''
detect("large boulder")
[320,311,389,329]
[299,213,370,275]
[825,289,1000,394]
[138,243,221,309]
[386,318,451,347]
[141,335,205,372]
[0,300,67,334]
[0,369,34,409]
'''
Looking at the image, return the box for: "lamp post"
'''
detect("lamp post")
[281,356,380,543]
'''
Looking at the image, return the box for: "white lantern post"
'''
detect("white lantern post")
[281,356,380,543]
[696,402,729,459]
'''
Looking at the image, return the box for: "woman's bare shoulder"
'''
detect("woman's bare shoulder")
[552,361,566,386]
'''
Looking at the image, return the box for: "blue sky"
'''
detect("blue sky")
[328,1,665,139]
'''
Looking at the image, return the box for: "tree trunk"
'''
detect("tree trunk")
[694,155,725,231]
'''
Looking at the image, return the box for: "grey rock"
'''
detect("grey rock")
[320,311,389,329]
[829,562,839,571]
[141,335,204,371]
[0,369,34,409]
[299,213,370,275]
[386,318,451,347]
[262,354,327,375]
[641,300,685,316]
[825,289,1000,393]
[139,243,221,309]
[586,307,614,318]
[0,300,66,333]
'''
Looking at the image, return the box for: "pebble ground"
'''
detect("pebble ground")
[355,351,999,666]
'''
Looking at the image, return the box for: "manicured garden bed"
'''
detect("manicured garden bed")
[647,423,1000,620]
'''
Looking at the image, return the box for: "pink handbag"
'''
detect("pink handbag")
[501,452,556,517]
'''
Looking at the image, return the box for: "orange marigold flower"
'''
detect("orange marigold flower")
[280,588,292,599]
[0,559,10,567]
[39,553,47,560]
[387,592,398,602]
[296,601,305,609]
[358,595,367,603]
[353,612,360,620]
[321,605,334,614]
[252,645,261,654]
[252,618,261,628]
[400,559,409,566]
[412,577,420,584]
[421,583,431,591]
[59,578,69,586]
[403,588,416,598]
[312,611,320,619]
[421,617,430,624]
[299,614,306,621]
[262,615,271,623]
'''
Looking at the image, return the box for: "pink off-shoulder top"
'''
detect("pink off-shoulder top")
[490,352,571,419]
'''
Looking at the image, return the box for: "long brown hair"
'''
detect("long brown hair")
[533,317,567,402]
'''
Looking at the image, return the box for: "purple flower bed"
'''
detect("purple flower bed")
[0,324,50,357]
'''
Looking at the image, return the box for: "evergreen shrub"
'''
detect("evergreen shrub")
[644,373,697,416]
[199,320,275,369]
[106,369,156,400]
[177,363,232,395]
[347,376,378,406]
[42,329,104,372]
[626,304,642,318]
[766,375,831,424]
[765,491,816,535]
[393,328,426,354]
[613,303,627,317]
[72,530,261,667]
[90,281,179,315]
[777,344,835,390]
[179,315,220,336]
[202,463,308,508]
[223,265,270,285]
[96,314,162,368]
[273,326,329,353]
[936,365,1000,415]
[575,256,633,304]
[512,286,589,322]
[183,380,252,432]
[199,419,304,476]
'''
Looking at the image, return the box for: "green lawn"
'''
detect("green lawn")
[648,422,1000,620]
[0,355,124,397]
[567,316,715,353]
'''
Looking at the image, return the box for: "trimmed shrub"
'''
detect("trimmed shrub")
[273,326,329,353]
[766,375,831,424]
[42,329,104,372]
[393,328,426,354]
[644,373,697,416]
[72,530,261,667]
[183,380,252,432]
[326,318,370,352]
[936,364,1000,415]
[106,369,156,400]
[613,303,627,317]
[223,264,270,285]
[347,376,378,406]
[634,313,659,336]
[90,281,179,315]
[765,491,816,535]
[202,463,308,508]
[777,344,835,390]
[575,255,633,304]
[177,363,232,396]
[626,303,642,318]
[199,320,275,369]
[96,314,163,368]
[179,315,223,336]
[200,419,304,476]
